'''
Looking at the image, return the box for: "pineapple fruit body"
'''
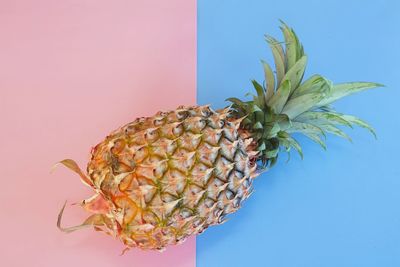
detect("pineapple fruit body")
[84,105,257,250]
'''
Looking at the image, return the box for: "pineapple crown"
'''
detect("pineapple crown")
[228,21,383,167]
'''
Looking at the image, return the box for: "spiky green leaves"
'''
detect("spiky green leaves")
[317,82,384,107]
[268,80,291,113]
[227,21,382,167]
[279,20,304,70]
[265,36,285,86]
[290,107,377,150]
[227,93,292,166]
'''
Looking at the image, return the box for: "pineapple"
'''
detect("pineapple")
[56,22,382,252]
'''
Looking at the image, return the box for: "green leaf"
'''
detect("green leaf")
[262,60,275,102]
[242,117,252,127]
[226,97,244,105]
[291,75,331,98]
[303,132,327,150]
[245,91,256,98]
[309,111,377,138]
[252,79,265,97]
[254,121,263,129]
[265,35,285,86]
[280,21,298,70]
[226,97,246,107]
[250,103,263,113]
[286,122,327,150]
[267,123,281,138]
[282,92,326,119]
[295,111,353,128]
[278,138,291,151]
[278,135,303,159]
[281,55,307,91]
[286,121,325,137]
[267,80,291,113]
[292,28,305,60]
[250,80,266,108]
[258,142,266,151]
[268,155,279,168]
[317,82,383,107]
[318,105,335,112]
[341,114,377,138]
[318,123,352,142]
[276,114,292,131]
[264,147,279,158]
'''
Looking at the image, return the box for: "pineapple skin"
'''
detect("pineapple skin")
[86,105,258,250]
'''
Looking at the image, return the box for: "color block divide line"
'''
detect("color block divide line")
[0,1,196,267]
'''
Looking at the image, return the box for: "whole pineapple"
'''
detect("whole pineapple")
[56,22,382,252]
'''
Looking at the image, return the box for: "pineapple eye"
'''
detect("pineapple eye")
[125,125,136,135]
[196,119,207,130]
[225,121,233,128]
[201,106,212,117]
[180,208,192,219]
[218,214,226,224]
[200,164,207,171]
[193,217,203,227]
[233,197,241,208]
[144,128,159,142]
[133,146,148,162]
[234,171,244,179]
[189,184,202,194]
[225,190,234,200]
[204,198,215,208]
[243,178,252,188]
[153,118,164,126]
[213,178,224,187]
[161,193,175,203]
[187,109,197,116]
[152,158,167,177]
[176,110,189,120]
[172,123,183,136]
[111,139,126,154]
[213,208,222,217]
[156,111,167,117]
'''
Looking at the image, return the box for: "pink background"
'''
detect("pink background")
[0,1,196,266]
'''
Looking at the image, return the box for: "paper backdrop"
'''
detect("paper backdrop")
[1,1,399,267]
[197,0,400,266]
[0,1,195,267]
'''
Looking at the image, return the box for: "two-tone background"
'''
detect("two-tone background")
[0,1,399,266]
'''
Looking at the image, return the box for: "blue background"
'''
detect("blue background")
[197,0,400,266]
